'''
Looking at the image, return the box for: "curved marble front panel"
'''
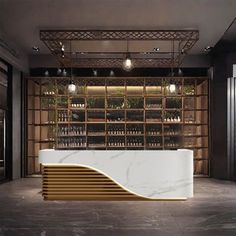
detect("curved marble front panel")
[39,149,193,199]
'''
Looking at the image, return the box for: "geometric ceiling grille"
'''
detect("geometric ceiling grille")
[40,29,199,68]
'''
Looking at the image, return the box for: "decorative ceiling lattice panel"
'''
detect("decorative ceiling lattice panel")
[40,29,199,68]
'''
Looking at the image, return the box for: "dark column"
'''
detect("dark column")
[211,51,236,180]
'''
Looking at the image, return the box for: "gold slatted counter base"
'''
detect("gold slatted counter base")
[42,165,148,200]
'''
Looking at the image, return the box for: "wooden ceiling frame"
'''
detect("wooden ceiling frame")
[40,29,199,68]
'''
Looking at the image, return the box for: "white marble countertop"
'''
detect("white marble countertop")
[39,149,193,199]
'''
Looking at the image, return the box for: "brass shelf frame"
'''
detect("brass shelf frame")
[27,76,209,175]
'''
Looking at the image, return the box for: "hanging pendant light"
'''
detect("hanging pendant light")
[169,44,176,94]
[122,53,133,71]
[68,42,76,93]
[68,79,76,93]
[169,84,176,93]
[122,40,133,71]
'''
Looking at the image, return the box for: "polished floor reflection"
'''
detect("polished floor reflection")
[0,178,235,236]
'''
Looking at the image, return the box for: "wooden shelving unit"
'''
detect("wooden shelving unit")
[27,76,209,175]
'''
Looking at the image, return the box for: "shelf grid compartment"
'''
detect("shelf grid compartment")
[163,78,182,96]
[183,79,195,96]
[194,148,209,160]
[57,136,86,149]
[163,110,182,123]
[70,110,85,122]
[164,136,182,149]
[107,110,125,122]
[87,136,106,149]
[107,123,125,135]
[183,136,208,149]
[58,124,86,137]
[57,96,68,109]
[146,124,162,136]
[70,97,85,109]
[107,97,124,109]
[165,97,182,109]
[145,78,162,96]
[107,78,125,96]
[146,97,162,109]
[127,110,144,122]
[164,124,182,136]
[41,96,56,109]
[127,136,144,148]
[58,109,69,123]
[184,97,195,109]
[146,136,162,148]
[26,76,209,176]
[87,97,105,109]
[107,136,125,148]
[184,110,208,124]
[87,78,105,96]
[87,110,105,122]
[145,110,162,122]
[87,124,105,136]
[126,124,144,135]
[196,78,208,95]
[126,97,144,109]
[126,78,144,96]
[183,124,208,136]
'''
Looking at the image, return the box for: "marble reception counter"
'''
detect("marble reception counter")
[39,149,193,200]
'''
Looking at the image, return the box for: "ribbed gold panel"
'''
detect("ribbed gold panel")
[42,165,149,200]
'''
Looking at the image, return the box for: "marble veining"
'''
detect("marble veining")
[39,149,193,199]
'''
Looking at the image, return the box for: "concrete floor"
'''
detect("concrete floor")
[0,178,236,236]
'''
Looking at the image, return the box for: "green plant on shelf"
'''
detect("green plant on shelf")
[57,97,68,108]
[57,84,66,95]
[41,97,56,108]
[87,98,96,108]
[77,85,86,95]
[127,97,143,109]
[108,99,124,109]
[183,85,195,95]
[42,83,56,95]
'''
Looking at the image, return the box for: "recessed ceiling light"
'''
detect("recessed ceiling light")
[204,46,213,51]
[153,47,160,52]
[32,46,40,52]
[109,70,115,77]
[93,70,98,76]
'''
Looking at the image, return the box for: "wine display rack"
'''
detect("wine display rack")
[27,76,209,175]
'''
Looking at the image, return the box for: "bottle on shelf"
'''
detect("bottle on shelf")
[71,102,85,108]
[58,137,86,148]
[58,111,68,122]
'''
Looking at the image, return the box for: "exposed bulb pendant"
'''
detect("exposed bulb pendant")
[122,54,133,71]
[68,80,76,93]
[169,84,176,93]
